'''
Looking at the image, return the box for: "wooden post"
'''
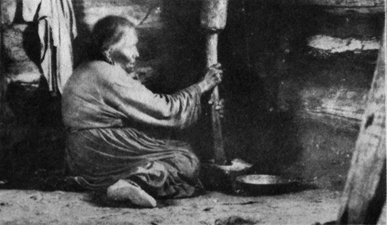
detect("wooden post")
[205,33,226,164]
[201,0,229,165]
[377,204,386,225]
[0,2,5,119]
[337,32,386,224]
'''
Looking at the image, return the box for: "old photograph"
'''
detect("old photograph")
[0,0,385,224]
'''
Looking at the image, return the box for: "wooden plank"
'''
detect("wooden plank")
[0,2,5,119]
[377,204,386,225]
[301,87,367,121]
[244,0,385,12]
[292,0,384,7]
[337,32,386,224]
[260,0,384,7]
[297,87,368,132]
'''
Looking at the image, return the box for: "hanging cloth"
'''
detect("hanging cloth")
[22,0,77,94]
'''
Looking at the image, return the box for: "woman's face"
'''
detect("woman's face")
[110,28,139,73]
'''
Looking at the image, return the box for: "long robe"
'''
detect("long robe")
[62,61,204,198]
[22,0,77,94]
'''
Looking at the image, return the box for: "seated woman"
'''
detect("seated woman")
[62,16,223,208]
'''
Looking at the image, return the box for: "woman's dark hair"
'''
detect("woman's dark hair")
[89,16,136,62]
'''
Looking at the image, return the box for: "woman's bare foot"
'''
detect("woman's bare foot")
[107,179,156,208]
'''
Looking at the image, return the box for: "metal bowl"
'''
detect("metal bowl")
[235,174,298,195]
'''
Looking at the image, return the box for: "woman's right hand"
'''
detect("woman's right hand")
[198,63,223,93]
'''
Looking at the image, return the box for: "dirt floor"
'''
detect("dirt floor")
[0,188,340,225]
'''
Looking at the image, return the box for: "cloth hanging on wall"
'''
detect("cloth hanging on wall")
[22,0,77,94]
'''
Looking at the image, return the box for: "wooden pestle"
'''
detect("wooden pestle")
[200,0,229,165]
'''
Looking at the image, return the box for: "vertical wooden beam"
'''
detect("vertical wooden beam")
[0,1,4,119]
[337,32,386,224]
[377,204,386,225]
[201,0,229,165]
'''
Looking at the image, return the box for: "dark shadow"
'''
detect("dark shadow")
[1,80,66,190]
[71,1,90,68]
[158,0,205,93]
[12,0,24,24]
[22,23,41,66]
[160,0,212,159]
[215,1,321,177]
[0,7,68,188]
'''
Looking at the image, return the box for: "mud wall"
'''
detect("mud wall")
[0,0,384,190]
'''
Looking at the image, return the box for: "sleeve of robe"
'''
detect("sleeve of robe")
[62,62,204,130]
[103,67,203,129]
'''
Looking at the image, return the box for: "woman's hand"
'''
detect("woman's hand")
[209,98,226,119]
[198,63,223,93]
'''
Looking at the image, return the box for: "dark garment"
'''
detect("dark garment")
[62,61,204,198]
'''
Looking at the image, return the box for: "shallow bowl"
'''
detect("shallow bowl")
[235,174,298,196]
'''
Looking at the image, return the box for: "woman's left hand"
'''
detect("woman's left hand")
[198,63,223,93]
